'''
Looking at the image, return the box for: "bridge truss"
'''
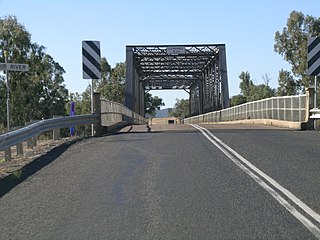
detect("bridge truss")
[125,44,229,116]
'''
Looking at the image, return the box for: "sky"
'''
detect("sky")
[0,0,319,108]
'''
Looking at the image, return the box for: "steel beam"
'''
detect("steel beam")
[219,45,230,108]
[125,44,230,116]
[125,47,135,111]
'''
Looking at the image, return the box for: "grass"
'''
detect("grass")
[12,169,22,179]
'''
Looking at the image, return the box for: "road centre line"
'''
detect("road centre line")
[191,124,320,239]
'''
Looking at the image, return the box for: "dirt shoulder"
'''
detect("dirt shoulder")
[0,137,77,180]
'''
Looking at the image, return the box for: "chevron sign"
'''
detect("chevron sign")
[307,37,320,76]
[82,40,101,79]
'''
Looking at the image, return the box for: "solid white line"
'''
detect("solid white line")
[191,124,320,238]
[195,124,320,225]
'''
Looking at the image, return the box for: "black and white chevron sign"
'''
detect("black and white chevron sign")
[307,37,320,76]
[82,40,101,79]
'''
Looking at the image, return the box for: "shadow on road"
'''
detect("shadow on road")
[0,138,83,198]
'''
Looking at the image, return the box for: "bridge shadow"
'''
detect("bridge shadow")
[0,138,84,198]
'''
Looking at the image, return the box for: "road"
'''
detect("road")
[0,124,320,239]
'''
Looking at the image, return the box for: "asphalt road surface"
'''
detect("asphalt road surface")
[0,124,320,239]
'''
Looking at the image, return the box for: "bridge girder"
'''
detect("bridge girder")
[125,44,229,116]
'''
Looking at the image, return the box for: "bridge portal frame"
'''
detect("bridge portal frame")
[125,44,229,116]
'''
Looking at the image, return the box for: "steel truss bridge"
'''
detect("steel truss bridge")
[125,44,230,116]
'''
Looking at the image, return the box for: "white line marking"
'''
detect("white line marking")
[194,124,320,224]
[191,124,320,238]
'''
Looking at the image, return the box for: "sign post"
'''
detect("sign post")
[4,50,10,131]
[0,55,29,131]
[82,40,101,136]
[307,37,320,120]
[70,99,75,136]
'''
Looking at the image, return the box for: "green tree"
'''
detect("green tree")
[98,61,125,103]
[230,94,247,106]
[277,69,298,96]
[274,11,320,90]
[69,90,91,115]
[0,15,68,129]
[237,71,275,103]
[169,98,190,119]
[247,84,275,102]
[239,71,253,99]
[144,92,165,118]
[68,90,91,136]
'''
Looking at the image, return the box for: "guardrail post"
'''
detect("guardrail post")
[25,121,33,149]
[16,143,23,156]
[30,120,38,147]
[13,126,24,156]
[52,116,61,140]
[5,148,11,161]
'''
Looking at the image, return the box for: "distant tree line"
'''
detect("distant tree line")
[0,15,164,133]
[231,11,320,106]
[1,10,319,129]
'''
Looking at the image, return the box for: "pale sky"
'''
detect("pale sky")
[1,0,319,108]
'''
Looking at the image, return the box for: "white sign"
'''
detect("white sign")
[0,63,29,72]
[7,63,29,72]
[0,63,6,71]
[166,46,186,55]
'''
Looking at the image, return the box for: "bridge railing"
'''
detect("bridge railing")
[100,99,146,126]
[184,95,308,124]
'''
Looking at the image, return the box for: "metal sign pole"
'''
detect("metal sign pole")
[4,50,10,131]
[315,76,318,109]
[91,79,94,136]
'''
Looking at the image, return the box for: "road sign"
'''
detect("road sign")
[307,37,320,76]
[167,46,186,55]
[0,63,6,71]
[0,63,29,72]
[82,40,101,79]
[7,63,29,72]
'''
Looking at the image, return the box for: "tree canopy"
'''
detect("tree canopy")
[144,92,165,118]
[231,71,275,106]
[97,60,125,104]
[0,15,68,130]
[169,98,190,119]
[1,10,319,130]
[274,11,320,91]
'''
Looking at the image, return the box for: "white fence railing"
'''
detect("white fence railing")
[184,95,307,124]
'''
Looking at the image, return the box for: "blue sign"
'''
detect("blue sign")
[70,101,75,136]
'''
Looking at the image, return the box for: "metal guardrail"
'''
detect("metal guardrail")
[0,114,98,151]
[0,96,147,162]
[184,95,308,124]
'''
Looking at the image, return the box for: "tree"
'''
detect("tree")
[0,15,68,129]
[230,94,247,106]
[277,69,298,96]
[169,98,190,119]
[98,61,125,103]
[247,84,275,102]
[274,11,320,91]
[236,71,275,103]
[144,92,165,118]
[67,90,91,136]
[239,71,253,99]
